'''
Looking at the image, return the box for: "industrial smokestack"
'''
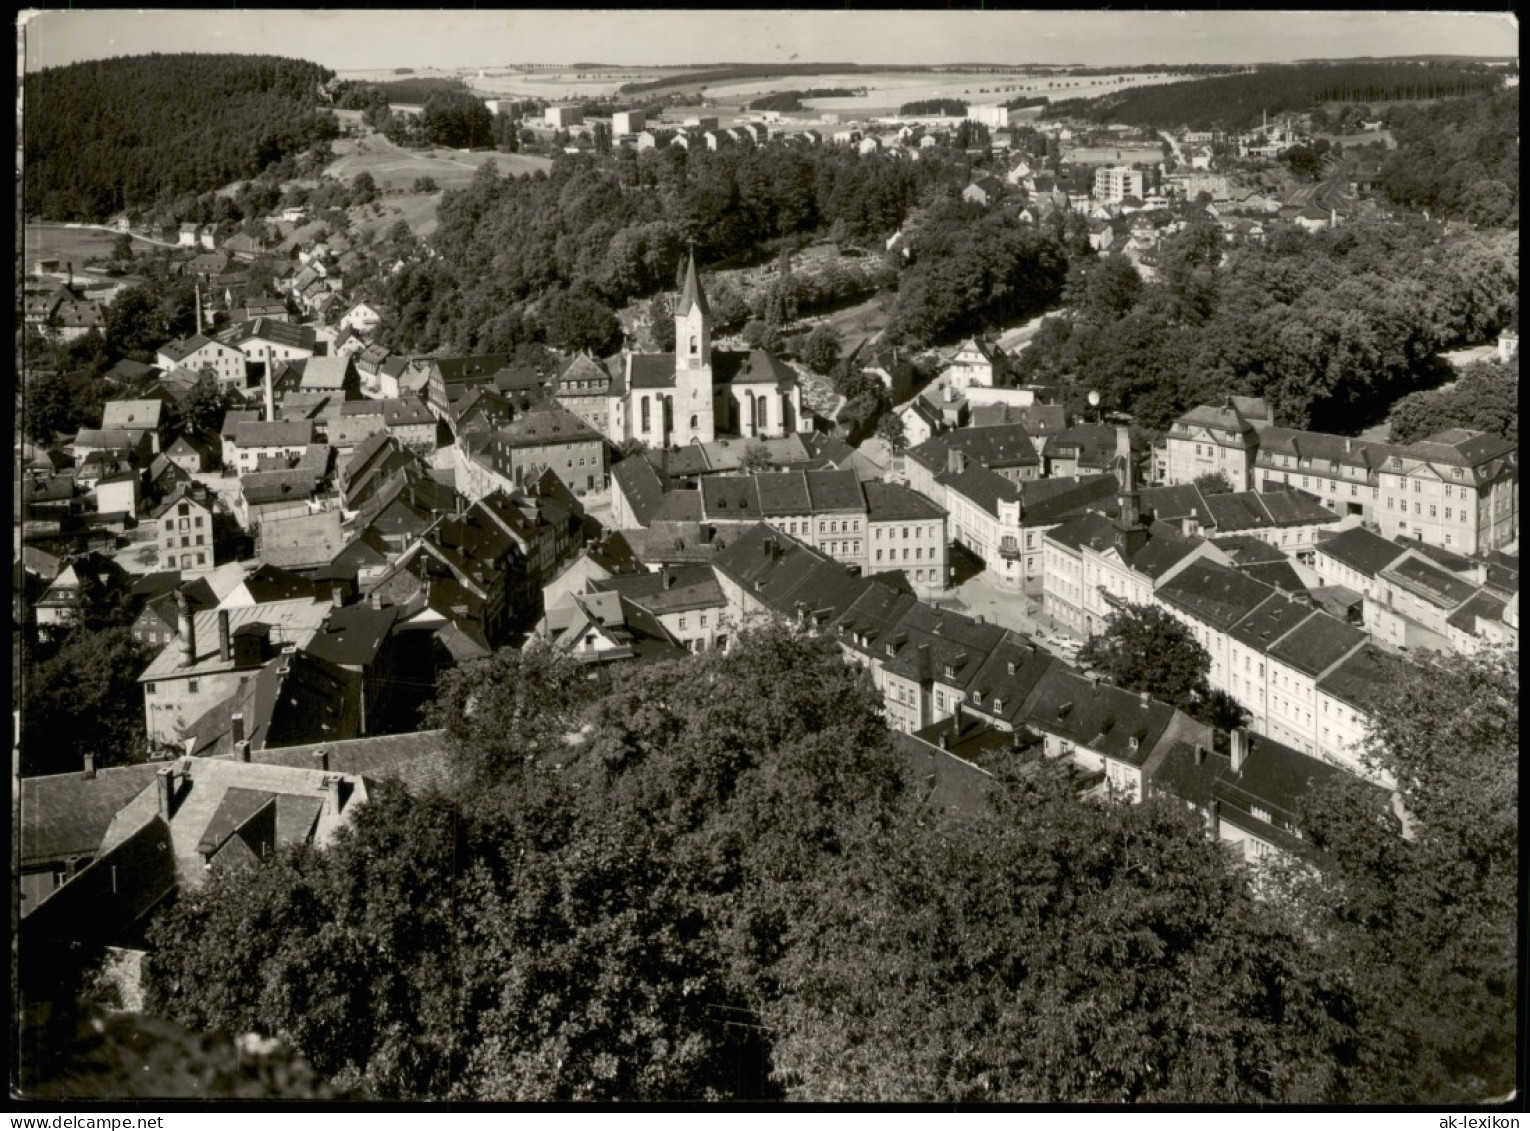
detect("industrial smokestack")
[1231,726,1250,773]
[177,592,196,668]
[264,364,276,423]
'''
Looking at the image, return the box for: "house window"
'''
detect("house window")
[146,683,156,695]
[679,617,687,630]
[700,614,708,627]
[188,679,199,693]
[197,553,206,565]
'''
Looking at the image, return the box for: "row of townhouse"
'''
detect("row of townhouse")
[711,521,1386,870]
[1039,476,1404,783]
[1312,525,1520,655]
[1163,399,1517,555]
[611,460,951,597]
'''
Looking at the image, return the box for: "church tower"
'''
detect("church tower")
[672,250,715,443]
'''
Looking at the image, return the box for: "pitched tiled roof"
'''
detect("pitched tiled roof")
[1158,559,1276,630]
[228,318,315,352]
[432,354,508,384]
[1255,489,1338,526]
[1256,427,1393,471]
[1380,552,1479,610]
[629,353,678,390]
[937,463,1019,517]
[1019,666,1182,769]
[231,420,316,448]
[752,471,813,516]
[20,763,165,868]
[863,480,946,521]
[492,405,602,447]
[805,468,863,512]
[908,424,1040,473]
[1214,730,1350,827]
[1445,588,1508,636]
[1176,402,1255,436]
[1313,526,1406,578]
[719,349,798,387]
[1264,609,1366,677]
[611,457,670,528]
[701,476,762,520]
[1228,594,1316,653]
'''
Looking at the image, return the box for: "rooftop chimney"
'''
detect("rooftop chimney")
[321,773,342,816]
[217,608,231,662]
[1139,689,1150,709]
[312,748,330,773]
[331,583,346,608]
[946,447,967,475]
[81,752,96,780]
[1091,675,1100,693]
[1230,726,1250,773]
[177,592,196,668]
[231,711,245,747]
[1194,743,1206,766]
[236,739,251,763]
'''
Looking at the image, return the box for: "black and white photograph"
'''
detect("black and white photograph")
[13,8,1520,1108]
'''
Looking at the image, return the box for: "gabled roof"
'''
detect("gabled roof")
[715,349,797,387]
[1214,730,1350,829]
[100,400,166,431]
[1256,426,1392,471]
[611,457,670,528]
[20,763,165,868]
[431,353,509,384]
[228,318,315,351]
[805,468,864,512]
[937,463,1019,517]
[231,419,316,448]
[1019,666,1182,768]
[1445,588,1508,637]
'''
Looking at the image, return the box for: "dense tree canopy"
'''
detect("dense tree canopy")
[1077,603,1212,713]
[20,625,151,776]
[1016,219,1518,432]
[24,54,338,221]
[1274,647,1518,1103]
[1387,356,1517,445]
[1047,63,1505,131]
[379,141,961,354]
[140,627,1383,1102]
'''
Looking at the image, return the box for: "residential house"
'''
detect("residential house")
[457,404,608,501]
[1164,398,1263,491]
[138,595,333,749]
[274,355,359,400]
[552,352,617,437]
[100,400,168,454]
[538,589,689,665]
[905,423,1042,504]
[587,565,730,653]
[940,463,1120,591]
[228,420,317,474]
[165,430,219,475]
[156,334,246,389]
[944,337,1010,390]
[225,318,317,380]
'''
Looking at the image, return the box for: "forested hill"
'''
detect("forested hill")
[1046,62,1505,129]
[23,53,338,221]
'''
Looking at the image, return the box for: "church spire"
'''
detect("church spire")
[677,246,709,319]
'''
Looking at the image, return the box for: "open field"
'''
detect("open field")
[23,223,168,268]
[322,131,551,191]
[345,190,448,241]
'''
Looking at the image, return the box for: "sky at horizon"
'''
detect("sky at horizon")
[18,10,1520,74]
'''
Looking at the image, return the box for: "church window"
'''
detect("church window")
[641,397,651,432]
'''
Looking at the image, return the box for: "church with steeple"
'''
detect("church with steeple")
[598,252,809,448]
